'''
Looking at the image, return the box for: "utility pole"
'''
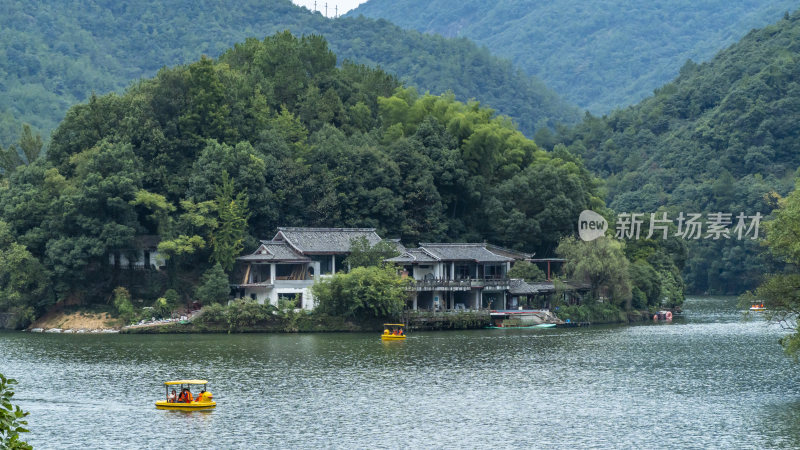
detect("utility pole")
[313,0,316,12]
[325,2,328,17]
[335,5,338,18]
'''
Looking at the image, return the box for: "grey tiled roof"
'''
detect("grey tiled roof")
[509,279,539,295]
[485,244,533,260]
[274,227,382,254]
[418,243,514,263]
[385,248,438,263]
[237,242,311,262]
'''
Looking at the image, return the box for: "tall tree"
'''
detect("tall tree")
[557,236,632,307]
[742,180,800,359]
[210,172,250,272]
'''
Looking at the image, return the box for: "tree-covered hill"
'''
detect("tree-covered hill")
[349,0,797,113]
[550,11,800,294]
[0,32,610,319]
[0,0,579,147]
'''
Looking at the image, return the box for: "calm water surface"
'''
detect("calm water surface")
[1,296,799,449]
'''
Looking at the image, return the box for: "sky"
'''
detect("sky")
[291,0,368,17]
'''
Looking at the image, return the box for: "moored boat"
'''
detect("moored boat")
[653,310,673,321]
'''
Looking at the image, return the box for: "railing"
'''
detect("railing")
[411,277,510,291]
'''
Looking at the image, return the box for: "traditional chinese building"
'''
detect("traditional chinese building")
[386,243,531,310]
[232,227,386,309]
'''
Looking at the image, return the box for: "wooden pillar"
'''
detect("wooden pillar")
[270,263,276,283]
[547,261,551,281]
[243,263,252,284]
[331,255,336,274]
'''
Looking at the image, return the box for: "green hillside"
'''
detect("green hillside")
[551,11,800,294]
[0,0,579,147]
[5,32,668,323]
[350,0,797,113]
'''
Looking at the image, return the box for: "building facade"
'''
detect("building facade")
[386,243,531,311]
[232,227,384,309]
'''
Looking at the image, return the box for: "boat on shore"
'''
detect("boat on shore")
[155,380,216,411]
[487,323,556,329]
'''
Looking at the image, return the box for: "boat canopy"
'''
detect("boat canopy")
[164,380,208,385]
[383,324,405,327]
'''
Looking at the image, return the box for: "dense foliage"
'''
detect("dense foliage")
[557,236,632,307]
[506,261,546,282]
[0,0,579,147]
[0,33,602,319]
[0,373,31,450]
[549,12,800,294]
[351,0,797,113]
[742,180,800,359]
[343,237,400,269]
[312,267,410,319]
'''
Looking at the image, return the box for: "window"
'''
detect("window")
[278,293,303,309]
[485,264,504,279]
[456,264,471,280]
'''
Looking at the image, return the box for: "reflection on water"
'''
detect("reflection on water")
[1,297,799,448]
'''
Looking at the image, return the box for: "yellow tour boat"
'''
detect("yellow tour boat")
[382,323,406,340]
[749,303,766,312]
[155,380,216,411]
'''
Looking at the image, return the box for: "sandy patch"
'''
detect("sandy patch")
[30,310,117,330]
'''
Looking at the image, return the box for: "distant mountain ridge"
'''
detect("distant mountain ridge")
[552,11,800,294]
[0,0,579,146]
[349,0,798,113]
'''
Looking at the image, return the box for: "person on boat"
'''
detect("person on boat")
[195,389,206,402]
[399,329,404,336]
[167,389,177,403]
[178,388,192,403]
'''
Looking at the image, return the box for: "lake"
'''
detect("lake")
[1,296,799,449]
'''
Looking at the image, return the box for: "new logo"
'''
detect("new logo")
[578,210,607,241]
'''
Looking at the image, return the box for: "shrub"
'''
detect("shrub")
[226,298,268,329]
[0,373,31,449]
[312,266,410,320]
[197,303,226,324]
[112,287,135,324]
[194,263,230,305]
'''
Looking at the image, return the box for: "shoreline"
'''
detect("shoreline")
[8,306,667,334]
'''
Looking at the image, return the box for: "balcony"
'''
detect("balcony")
[411,277,510,291]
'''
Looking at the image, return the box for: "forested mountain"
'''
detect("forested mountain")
[350,0,797,113]
[0,0,579,147]
[550,11,800,294]
[1,33,621,321]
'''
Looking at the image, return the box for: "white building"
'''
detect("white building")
[108,235,166,270]
[232,227,384,309]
